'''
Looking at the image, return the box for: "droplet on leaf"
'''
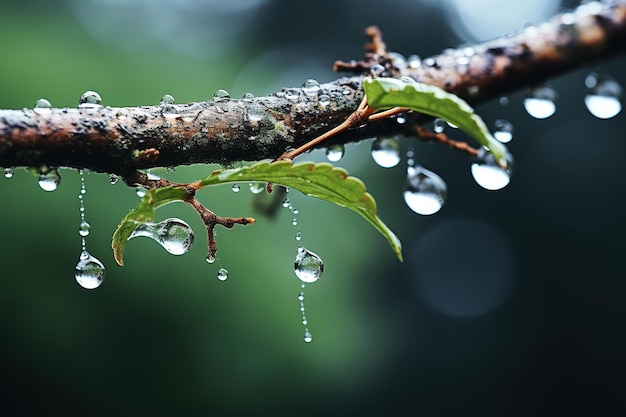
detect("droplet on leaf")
[128,218,194,255]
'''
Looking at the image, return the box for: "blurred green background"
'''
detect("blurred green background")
[1,0,625,415]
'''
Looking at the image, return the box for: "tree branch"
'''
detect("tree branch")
[1,0,625,179]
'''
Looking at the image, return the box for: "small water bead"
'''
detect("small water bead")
[242,92,255,100]
[249,182,265,194]
[33,98,52,115]
[284,88,300,100]
[326,143,345,162]
[295,231,302,241]
[160,94,175,105]
[109,174,119,185]
[433,118,446,133]
[136,186,147,198]
[231,184,241,193]
[371,136,402,168]
[291,218,298,226]
[318,93,331,106]
[4,168,14,179]
[294,246,324,284]
[407,54,422,68]
[78,90,102,108]
[471,149,514,191]
[78,220,91,237]
[499,96,509,106]
[128,217,194,255]
[217,267,229,281]
[404,163,447,216]
[493,119,514,143]
[282,198,290,208]
[292,208,299,215]
[523,85,557,119]
[303,331,313,343]
[213,89,230,100]
[38,167,61,191]
[75,250,105,289]
[583,72,623,119]
[301,79,321,96]
[205,253,216,264]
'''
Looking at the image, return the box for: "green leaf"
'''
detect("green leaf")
[363,77,509,168]
[112,186,189,266]
[199,161,403,261]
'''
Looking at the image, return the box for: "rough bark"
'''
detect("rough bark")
[1,0,625,178]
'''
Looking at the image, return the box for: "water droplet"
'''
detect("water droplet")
[433,118,446,133]
[78,90,102,109]
[213,89,230,100]
[294,246,324,284]
[282,198,290,208]
[231,184,240,192]
[396,115,406,124]
[302,79,321,96]
[38,167,61,191]
[247,102,265,122]
[303,331,313,343]
[298,291,305,301]
[584,72,622,119]
[33,98,52,115]
[75,250,105,290]
[109,174,119,185]
[160,94,175,105]
[326,144,345,162]
[295,231,302,241]
[136,186,147,198]
[4,168,14,179]
[471,149,514,190]
[78,220,91,237]
[371,136,401,168]
[524,85,557,119]
[407,54,422,68]
[128,218,194,255]
[242,92,255,100]
[499,96,509,106]
[217,267,229,281]
[404,162,447,216]
[292,208,299,215]
[291,218,298,226]
[249,182,265,194]
[206,254,216,264]
[318,93,331,106]
[284,88,300,100]
[493,119,514,143]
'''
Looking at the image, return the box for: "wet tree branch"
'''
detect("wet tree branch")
[1,0,625,182]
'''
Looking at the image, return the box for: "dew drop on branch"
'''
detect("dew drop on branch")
[326,144,345,162]
[213,89,230,100]
[371,136,401,168]
[160,94,175,105]
[78,90,102,109]
[4,168,14,179]
[471,149,513,190]
[128,218,194,255]
[38,167,61,191]
[584,72,622,119]
[33,98,52,115]
[302,79,321,97]
[523,85,557,119]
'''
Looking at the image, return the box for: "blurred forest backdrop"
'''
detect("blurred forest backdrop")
[1,0,625,415]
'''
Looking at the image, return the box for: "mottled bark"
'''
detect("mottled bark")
[1,0,625,178]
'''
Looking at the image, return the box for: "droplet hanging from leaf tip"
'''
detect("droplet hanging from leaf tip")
[128,218,194,256]
[471,149,513,190]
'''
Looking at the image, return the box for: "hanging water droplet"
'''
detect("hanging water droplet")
[128,218,194,255]
[303,330,313,343]
[75,250,105,289]
[247,102,265,122]
[404,162,447,216]
[493,119,514,143]
[301,79,321,96]
[136,186,147,198]
[213,89,230,100]
[4,168,14,179]
[205,254,216,264]
[160,94,175,105]
[109,174,119,185]
[499,96,509,106]
[291,218,298,226]
[298,291,305,301]
[231,184,240,193]
[326,143,345,162]
[584,72,622,119]
[294,246,324,284]
[249,182,265,194]
[524,85,557,119]
[78,90,102,109]
[295,231,302,241]
[371,136,401,168]
[396,115,406,124]
[33,98,52,115]
[292,208,299,215]
[217,267,229,281]
[38,167,61,191]
[242,92,255,100]
[433,118,446,133]
[78,220,91,237]
[282,198,290,208]
[471,149,514,190]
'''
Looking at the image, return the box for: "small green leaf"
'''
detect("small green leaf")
[112,186,188,266]
[363,77,509,167]
[199,161,403,261]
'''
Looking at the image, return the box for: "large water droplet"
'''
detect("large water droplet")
[471,149,513,190]
[303,330,313,343]
[523,85,557,119]
[217,267,229,281]
[433,118,446,133]
[38,167,61,191]
[326,143,345,162]
[128,218,194,255]
[78,90,102,109]
[294,246,324,284]
[404,164,447,215]
[213,89,230,100]
[231,184,240,193]
[160,94,175,105]
[371,136,401,168]
[584,72,622,119]
[249,182,265,194]
[78,220,91,237]
[75,250,105,289]
[4,168,14,179]
[33,98,52,115]
[493,119,514,143]
[301,79,321,96]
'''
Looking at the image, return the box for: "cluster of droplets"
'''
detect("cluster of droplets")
[404,149,447,215]
[74,170,106,290]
